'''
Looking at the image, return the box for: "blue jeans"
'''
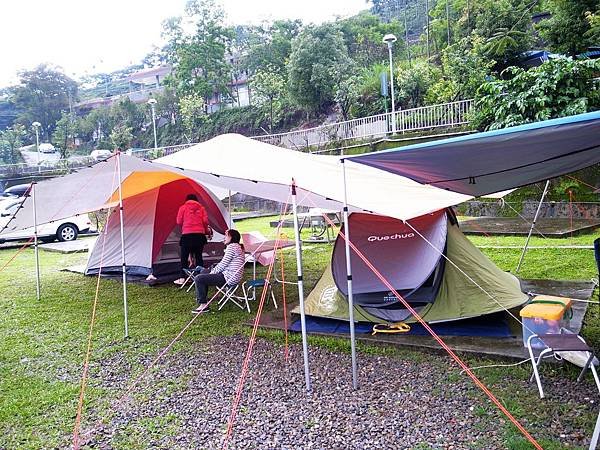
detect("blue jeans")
[194,272,226,305]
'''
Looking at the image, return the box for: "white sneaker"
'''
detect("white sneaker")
[192,304,210,314]
[174,278,185,285]
[146,274,157,281]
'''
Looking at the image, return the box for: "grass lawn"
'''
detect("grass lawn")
[0,216,599,449]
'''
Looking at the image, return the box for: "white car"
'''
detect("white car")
[0,198,92,243]
[90,149,113,161]
[38,143,56,153]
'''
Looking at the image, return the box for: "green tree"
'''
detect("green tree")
[350,63,390,117]
[471,0,536,67]
[110,98,145,133]
[109,123,134,150]
[163,0,233,106]
[333,71,360,121]
[537,0,599,55]
[250,68,286,131]
[426,35,493,103]
[472,58,600,130]
[178,92,206,139]
[10,64,78,140]
[51,112,79,159]
[0,124,26,164]
[244,20,302,76]
[395,59,441,108]
[585,8,600,43]
[79,107,112,146]
[338,11,405,67]
[287,24,355,113]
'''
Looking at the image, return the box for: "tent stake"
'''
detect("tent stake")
[117,152,129,338]
[341,159,359,389]
[516,180,550,274]
[32,182,41,301]
[291,181,311,392]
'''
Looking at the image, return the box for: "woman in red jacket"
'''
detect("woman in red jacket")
[174,194,212,285]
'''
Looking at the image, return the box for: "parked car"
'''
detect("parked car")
[0,184,31,198]
[90,149,113,161]
[0,199,92,243]
[125,148,144,156]
[38,143,56,153]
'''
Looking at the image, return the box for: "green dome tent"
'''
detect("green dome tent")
[301,209,528,324]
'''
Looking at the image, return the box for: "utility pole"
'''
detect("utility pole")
[403,1,412,67]
[425,0,431,60]
[446,0,451,46]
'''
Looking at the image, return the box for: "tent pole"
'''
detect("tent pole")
[117,152,129,338]
[32,182,41,301]
[291,181,311,392]
[228,189,232,228]
[516,180,550,274]
[590,410,600,450]
[341,159,358,389]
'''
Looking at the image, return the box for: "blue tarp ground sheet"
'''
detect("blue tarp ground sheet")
[290,313,513,337]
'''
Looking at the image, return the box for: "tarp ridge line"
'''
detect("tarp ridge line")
[427,143,598,186]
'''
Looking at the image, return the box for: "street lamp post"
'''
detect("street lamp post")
[32,122,41,170]
[383,34,397,134]
[147,98,158,150]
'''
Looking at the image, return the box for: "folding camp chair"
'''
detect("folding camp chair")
[242,278,277,309]
[527,330,600,399]
[216,283,250,312]
[180,267,203,292]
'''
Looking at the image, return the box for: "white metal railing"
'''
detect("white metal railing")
[125,100,473,160]
[0,99,473,177]
[75,86,165,108]
[252,99,473,149]
[128,142,196,159]
[0,156,95,178]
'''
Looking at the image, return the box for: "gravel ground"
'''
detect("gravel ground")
[81,335,599,449]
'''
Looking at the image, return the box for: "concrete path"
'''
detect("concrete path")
[39,235,97,253]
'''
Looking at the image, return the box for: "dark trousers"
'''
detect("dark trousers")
[180,233,207,276]
[194,272,226,305]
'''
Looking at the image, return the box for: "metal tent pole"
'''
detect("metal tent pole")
[341,159,358,389]
[32,182,41,301]
[291,181,311,391]
[228,189,232,228]
[516,180,550,274]
[117,152,129,338]
[590,410,600,450]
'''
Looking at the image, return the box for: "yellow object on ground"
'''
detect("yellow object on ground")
[372,322,411,335]
[520,295,572,320]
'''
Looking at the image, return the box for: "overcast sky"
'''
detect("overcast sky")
[1,0,369,88]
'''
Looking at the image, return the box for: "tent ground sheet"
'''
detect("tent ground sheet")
[260,279,596,360]
[459,217,600,237]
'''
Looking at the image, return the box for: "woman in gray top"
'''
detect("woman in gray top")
[192,229,245,312]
